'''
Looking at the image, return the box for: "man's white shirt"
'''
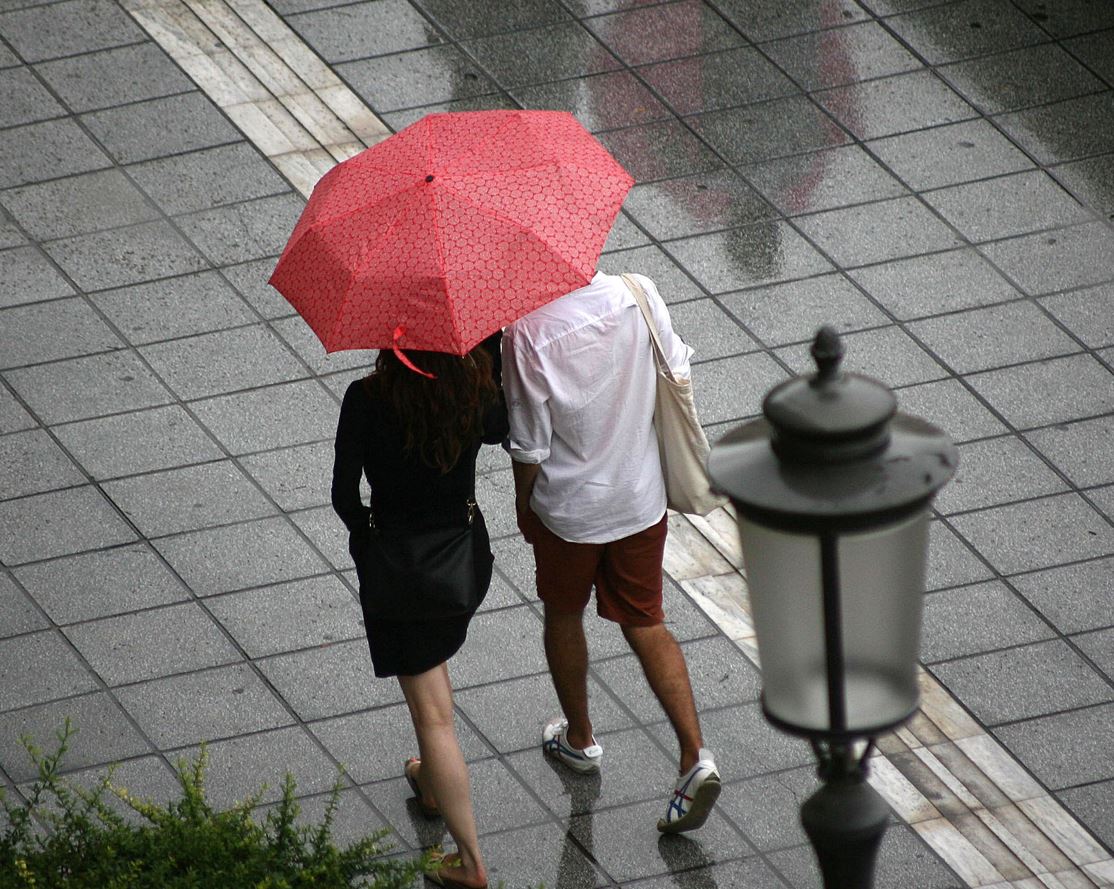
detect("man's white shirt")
[502,271,693,544]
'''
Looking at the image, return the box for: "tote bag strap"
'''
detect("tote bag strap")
[620,274,678,384]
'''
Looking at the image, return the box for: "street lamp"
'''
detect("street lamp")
[707,327,957,889]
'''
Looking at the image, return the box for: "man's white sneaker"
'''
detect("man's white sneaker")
[542,717,603,774]
[657,750,721,833]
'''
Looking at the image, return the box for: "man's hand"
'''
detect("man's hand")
[511,459,542,544]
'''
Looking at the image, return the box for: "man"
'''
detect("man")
[503,270,720,833]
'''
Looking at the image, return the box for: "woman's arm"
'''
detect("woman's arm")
[331,381,372,535]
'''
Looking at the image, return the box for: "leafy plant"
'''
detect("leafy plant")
[0,720,428,888]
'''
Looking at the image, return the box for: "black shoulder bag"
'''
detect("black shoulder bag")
[354,498,489,621]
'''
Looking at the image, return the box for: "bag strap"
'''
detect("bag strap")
[620,274,678,384]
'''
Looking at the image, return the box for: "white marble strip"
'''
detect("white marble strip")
[122,0,1111,882]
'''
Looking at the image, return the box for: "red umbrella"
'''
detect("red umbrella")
[269,110,634,357]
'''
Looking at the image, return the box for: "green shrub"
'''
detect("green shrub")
[0,721,428,888]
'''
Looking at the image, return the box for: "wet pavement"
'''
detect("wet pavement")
[1,0,1113,886]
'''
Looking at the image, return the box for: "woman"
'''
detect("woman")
[331,334,506,889]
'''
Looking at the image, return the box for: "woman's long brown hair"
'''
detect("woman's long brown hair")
[363,344,498,474]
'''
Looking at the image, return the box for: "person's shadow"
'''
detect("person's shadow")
[658,833,719,889]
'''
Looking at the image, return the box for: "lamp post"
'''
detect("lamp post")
[707,327,957,889]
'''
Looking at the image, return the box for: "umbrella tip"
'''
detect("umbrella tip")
[425,174,434,182]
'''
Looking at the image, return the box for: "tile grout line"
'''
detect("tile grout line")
[121,1,1113,886]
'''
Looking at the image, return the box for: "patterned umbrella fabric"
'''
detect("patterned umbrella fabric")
[269,110,634,356]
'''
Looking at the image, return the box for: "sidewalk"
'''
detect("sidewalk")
[1,0,1113,886]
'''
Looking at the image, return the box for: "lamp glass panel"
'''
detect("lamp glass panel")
[739,512,929,734]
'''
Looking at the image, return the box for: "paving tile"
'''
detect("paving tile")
[909,300,1081,374]
[848,247,1022,320]
[601,210,653,254]
[0,66,65,128]
[984,221,1114,297]
[639,46,798,116]
[895,378,1009,443]
[337,45,498,113]
[764,21,922,91]
[13,542,188,625]
[0,39,17,68]
[596,244,706,305]
[886,0,1047,65]
[4,349,173,425]
[1064,27,1114,81]
[0,201,25,249]
[0,691,150,782]
[1074,626,1114,679]
[0,428,84,498]
[89,271,257,346]
[457,672,632,756]
[0,298,123,369]
[414,0,571,38]
[288,504,352,570]
[207,575,363,658]
[128,143,290,216]
[222,257,297,319]
[466,21,622,89]
[52,405,222,480]
[691,94,850,165]
[175,192,304,266]
[950,493,1114,574]
[447,603,549,688]
[0,382,35,433]
[379,92,518,130]
[994,703,1114,789]
[139,325,307,400]
[1051,153,1114,219]
[779,323,949,387]
[666,298,757,361]
[667,221,833,293]
[0,118,112,189]
[715,0,870,41]
[742,143,909,216]
[931,639,1114,725]
[636,857,793,888]
[257,639,398,721]
[597,118,722,182]
[176,725,341,811]
[721,273,888,348]
[0,0,145,62]
[478,821,606,889]
[923,170,1093,243]
[814,69,975,141]
[102,460,276,537]
[1026,416,1114,488]
[153,516,331,596]
[1010,557,1114,634]
[921,580,1055,662]
[690,351,790,425]
[938,43,1106,115]
[33,42,194,112]
[796,196,962,268]
[937,434,1067,514]
[287,0,441,63]
[311,703,489,784]
[1091,482,1114,525]
[511,70,671,132]
[44,220,209,293]
[569,795,748,881]
[868,118,1035,191]
[115,663,293,749]
[584,1,742,67]
[80,92,241,166]
[64,602,241,686]
[1059,779,1114,854]
[0,245,74,308]
[0,630,98,711]
[0,571,47,637]
[190,379,336,455]
[715,765,816,852]
[239,440,332,511]
[963,353,1114,428]
[267,786,390,850]
[269,315,376,375]
[997,92,1114,165]
[621,169,774,242]
[926,519,995,591]
[0,485,136,565]
[1016,0,1114,39]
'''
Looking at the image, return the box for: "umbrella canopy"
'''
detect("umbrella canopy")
[269,110,634,355]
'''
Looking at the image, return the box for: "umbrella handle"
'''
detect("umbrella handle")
[392,325,437,379]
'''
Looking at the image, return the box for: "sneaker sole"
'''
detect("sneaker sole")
[543,743,601,774]
[657,775,721,833]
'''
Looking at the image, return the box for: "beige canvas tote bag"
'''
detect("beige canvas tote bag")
[622,274,727,516]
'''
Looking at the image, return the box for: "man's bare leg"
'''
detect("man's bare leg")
[542,605,595,750]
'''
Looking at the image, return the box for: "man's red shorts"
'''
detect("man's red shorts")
[526,511,668,627]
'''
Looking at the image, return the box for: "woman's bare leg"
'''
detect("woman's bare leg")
[398,662,487,886]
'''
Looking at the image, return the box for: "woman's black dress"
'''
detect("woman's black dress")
[330,346,508,678]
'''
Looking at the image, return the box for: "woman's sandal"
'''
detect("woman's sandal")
[426,850,488,889]
[404,757,440,818]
